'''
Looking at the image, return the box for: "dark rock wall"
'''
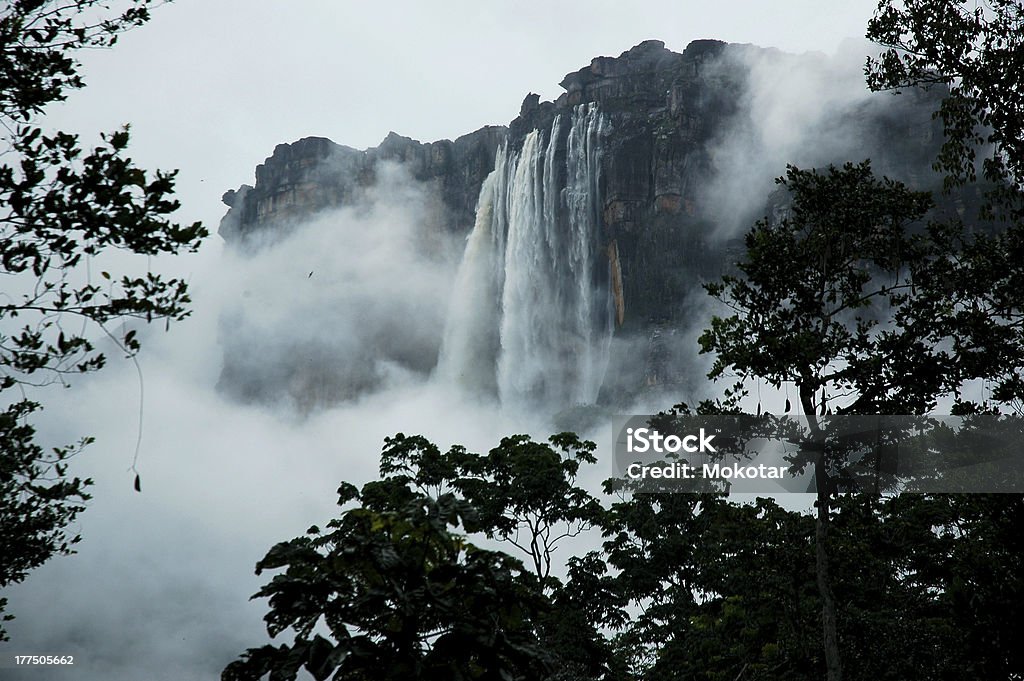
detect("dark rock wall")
[218,39,950,403]
[507,39,946,334]
[219,126,507,245]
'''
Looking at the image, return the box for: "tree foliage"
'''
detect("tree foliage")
[378,432,604,581]
[224,491,552,681]
[229,428,1024,681]
[701,161,949,415]
[866,0,1024,209]
[862,7,1024,679]
[868,0,1024,413]
[0,0,206,639]
[698,161,955,681]
[225,434,617,681]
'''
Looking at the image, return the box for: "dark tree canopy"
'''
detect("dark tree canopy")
[866,0,1024,213]
[229,429,1024,681]
[868,0,1024,412]
[225,434,618,681]
[224,493,553,681]
[700,161,949,416]
[0,0,206,638]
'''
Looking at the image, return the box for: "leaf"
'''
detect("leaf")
[133,473,141,493]
[785,398,791,413]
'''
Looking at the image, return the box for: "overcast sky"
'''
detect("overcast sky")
[8,2,883,679]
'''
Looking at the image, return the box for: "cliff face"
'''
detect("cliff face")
[507,39,945,330]
[507,40,738,329]
[219,126,507,244]
[219,39,949,406]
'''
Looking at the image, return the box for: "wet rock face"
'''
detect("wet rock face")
[508,38,947,331]
[222,39,946,325]
[219,126,507,245]
[218,38,951,404]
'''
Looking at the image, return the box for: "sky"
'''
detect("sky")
[5,2,883,679]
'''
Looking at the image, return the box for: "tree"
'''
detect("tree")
[0,0,206,638]
[225,433,616,681]
[601,492,826,681]
[378,432,605,582]
[224,487,553,681]
[228,424,1023,681]
[867,0,1024,412]
[865,11,1024,677]
[698,161,953,681]
[866,0,1024,209]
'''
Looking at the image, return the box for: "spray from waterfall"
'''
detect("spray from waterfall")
[436,151,505,395]
[438,103,611,411]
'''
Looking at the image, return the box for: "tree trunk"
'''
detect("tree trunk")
[814,467,843,681]
[803,386,843,681]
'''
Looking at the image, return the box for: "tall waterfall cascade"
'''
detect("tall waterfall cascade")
[438,104,612,409]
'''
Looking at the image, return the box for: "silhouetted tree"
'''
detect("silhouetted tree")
[868,0,1024,412]
[0,0,205,638]
[699,161,953,681]
[225,433,617,681]
[867,0,1024,208]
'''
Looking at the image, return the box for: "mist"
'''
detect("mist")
[699,38,939,238]
[2,162,566,681]
[216,162,465,409]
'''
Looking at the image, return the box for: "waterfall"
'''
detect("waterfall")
[438,103,610,410]
[436,150,505,394]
